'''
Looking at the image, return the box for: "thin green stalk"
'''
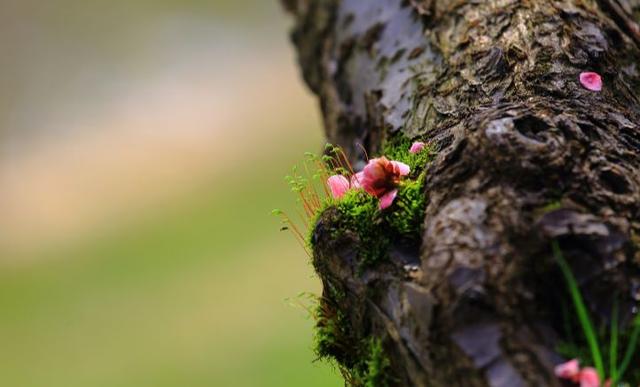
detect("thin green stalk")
[552,241,605,380]
[609,299,618,383]
[616,315,640,384]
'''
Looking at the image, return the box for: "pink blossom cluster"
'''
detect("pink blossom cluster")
[554,359,609,387]
[327,157,409,210]
[326,141,426,210]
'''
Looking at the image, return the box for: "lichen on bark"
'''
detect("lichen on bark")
[284,0,640,385]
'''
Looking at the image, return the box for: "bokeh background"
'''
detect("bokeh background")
[0,1,341,386]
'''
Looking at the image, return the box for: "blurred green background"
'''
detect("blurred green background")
[0,1,341,386]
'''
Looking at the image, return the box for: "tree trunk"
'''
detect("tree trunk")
[283,0,640,386]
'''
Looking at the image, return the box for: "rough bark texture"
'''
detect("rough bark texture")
[284,1,640,386]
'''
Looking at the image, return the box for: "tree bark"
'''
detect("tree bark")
[284,1,640,386]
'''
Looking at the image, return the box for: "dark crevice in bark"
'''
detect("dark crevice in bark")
[597,0,640,46]
[284,0,640,385]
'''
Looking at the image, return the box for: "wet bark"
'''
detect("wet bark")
[284,1,640,386]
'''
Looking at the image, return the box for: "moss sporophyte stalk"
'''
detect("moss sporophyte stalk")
[273,140,433,383]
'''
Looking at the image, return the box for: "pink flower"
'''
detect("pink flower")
[554,360,609,387]
[555,359,580,381]
[409,141,426,154]
[350,171,364,189]
[327,157,411,210]
[327,175,350,199]
[577,367,599,387]
[579,72,602,91]
[378,189,398,210]
[359,157,410,209]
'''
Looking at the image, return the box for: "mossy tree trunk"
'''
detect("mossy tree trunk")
[283,0,640,386]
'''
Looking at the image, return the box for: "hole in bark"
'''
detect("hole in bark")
[513,115,549,142]
[599,168,632,194]
[444,138,468,166]
[605,26,624,48]
[577,122,602,141]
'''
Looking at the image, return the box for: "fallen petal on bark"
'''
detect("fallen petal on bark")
[579,72,602,91]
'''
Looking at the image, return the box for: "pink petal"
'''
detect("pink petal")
[409,141,426,154]
[578,368,600,387]
[360,158,386,197]
[350,171,364,189]
[554,359,580,380]
[327,175,350,199]
[390,160,410,176]
[378,189,398,210]
[579,72,602,92]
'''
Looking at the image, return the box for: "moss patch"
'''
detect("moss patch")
[306,140,434,385]
[314,295,353,366]
[335,190,389,268]
[315,303,393,387]
[387,175,427,241]
[307,137,434,270]
[381,134,434,179]
[358,337,393,387]
[309,177,428,271]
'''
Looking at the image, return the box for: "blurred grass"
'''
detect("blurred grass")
[0,0,344,385]
[0,132,341,386]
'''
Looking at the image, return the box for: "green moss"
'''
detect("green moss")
[305,190,389,272]
[325,180,427,269]
[306,199,333,247]
[387,175,427,240]
[331,337,393,387]
[380,135,430,242]
[313,281,355,367]
[314,302,351,363]
[542,200,562,212]
[381,134,434,178]
[308,138,432,271]
[335,190,389,269]
[314,300,393,387]
[306,140,430,384]
[360,337,393,387]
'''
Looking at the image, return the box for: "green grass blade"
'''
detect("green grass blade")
[609,298,618,384]
[616,315,640,383]
[552,241,605,380]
